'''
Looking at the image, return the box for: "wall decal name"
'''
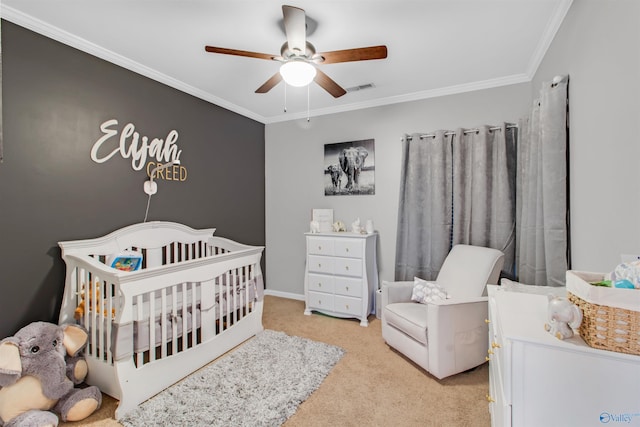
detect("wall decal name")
[90,119,187,181]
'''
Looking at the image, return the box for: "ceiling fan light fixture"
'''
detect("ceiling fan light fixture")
[279,60,317,87]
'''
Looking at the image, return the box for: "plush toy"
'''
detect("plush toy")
[74,281,115,320]
[0,322,102,426]
[544,295,583,340]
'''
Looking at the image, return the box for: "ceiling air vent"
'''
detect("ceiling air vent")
[346,83,375,93]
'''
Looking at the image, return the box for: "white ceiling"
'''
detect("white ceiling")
[2,0,572,124]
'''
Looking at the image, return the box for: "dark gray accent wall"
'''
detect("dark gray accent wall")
[0,21,265,338]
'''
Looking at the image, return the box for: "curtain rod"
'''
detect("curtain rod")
[405,124,518,141]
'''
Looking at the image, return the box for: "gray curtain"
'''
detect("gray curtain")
[452,124,517,275]
[395,131,453,280]
[395,125,516,281]
[516,76,569,286]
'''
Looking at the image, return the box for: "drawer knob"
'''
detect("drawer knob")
[345,266,349,271]
[346,304,349,310]
[318,300,322,305]
[318,283,322,287]
[318,245,322,250]
[346,286,349,291]
[318,263,322,268]
[491,342,501,349]
[485,319,490,324]
[486,394,495,403]
[346,248,349,252]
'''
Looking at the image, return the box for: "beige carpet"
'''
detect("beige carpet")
[63,295,491,427]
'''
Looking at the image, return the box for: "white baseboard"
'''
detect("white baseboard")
[264,289,305,301]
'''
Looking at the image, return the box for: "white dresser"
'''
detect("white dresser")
[487,285,640,427]
[304,232,378,327]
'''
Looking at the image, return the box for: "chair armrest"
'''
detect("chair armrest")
[426,298,489,379]
[381,280,414,306]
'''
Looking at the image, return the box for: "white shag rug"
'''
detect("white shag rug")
[120,330,345,427]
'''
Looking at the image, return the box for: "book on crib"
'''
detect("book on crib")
[107,251,143,272]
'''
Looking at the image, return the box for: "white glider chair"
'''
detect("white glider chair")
[381,244,504,379]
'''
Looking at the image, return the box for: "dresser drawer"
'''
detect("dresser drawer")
[308,291,334,311]
[334,295,361,316]
[307,274,335,293]
[307,238,335,256]
[335,277,363,297]
[334,239,363,258]
[307,255,334,274]
[334,258,362,277]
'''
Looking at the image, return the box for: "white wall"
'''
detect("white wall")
[533,0,640,271]
[265,84,531,298]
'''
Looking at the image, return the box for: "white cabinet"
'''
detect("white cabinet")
[487,285,640,427]
[304,232,378,327]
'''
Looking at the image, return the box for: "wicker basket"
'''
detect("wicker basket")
[567,292,640,356]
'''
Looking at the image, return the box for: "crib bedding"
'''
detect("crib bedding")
[83,279,258,356]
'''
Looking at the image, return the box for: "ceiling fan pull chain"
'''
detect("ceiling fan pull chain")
[284,83,287,113]
[307,85,310,122]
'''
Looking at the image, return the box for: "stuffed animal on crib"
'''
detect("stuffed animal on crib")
[0,321,102,426]
[544,295,583,340]
[75,281,115,320]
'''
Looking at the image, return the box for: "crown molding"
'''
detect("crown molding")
[525,0,574,78]
[264,73,531,123]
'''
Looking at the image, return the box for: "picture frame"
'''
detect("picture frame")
[324,139,375,196]
[311,208,334,233]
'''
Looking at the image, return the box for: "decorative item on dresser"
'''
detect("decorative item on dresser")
[486,285,640,427]
[304,232,379,326]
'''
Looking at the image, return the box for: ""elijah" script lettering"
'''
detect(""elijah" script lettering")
[91,119,182,171]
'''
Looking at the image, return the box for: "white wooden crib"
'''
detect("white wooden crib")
[58,221,264,420]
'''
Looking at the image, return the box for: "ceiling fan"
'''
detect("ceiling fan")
[204,5,388,98]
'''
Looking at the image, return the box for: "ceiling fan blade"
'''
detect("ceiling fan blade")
[205,46,276,61]
[255,73,283,94]
[314,69,347,98]
[317,45,388,64]
[282,5,306,55]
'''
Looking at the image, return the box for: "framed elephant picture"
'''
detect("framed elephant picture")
[324,139,375,196]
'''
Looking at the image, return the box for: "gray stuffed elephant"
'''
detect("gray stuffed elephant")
[0,322,102,427]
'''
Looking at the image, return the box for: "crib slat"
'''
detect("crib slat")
[181,282,188,349]
[160,288,167,359]
[247,265,254,314]
[135,294,143,367]
[149,293,156,363]
[232,269,238,325]
[91,276,99,359]
[98,280,105,361]
[191,282,198,347]
[82,269,95,358]
[239,266,246,320]
[105,281,113,362]
[169,285,175,355]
